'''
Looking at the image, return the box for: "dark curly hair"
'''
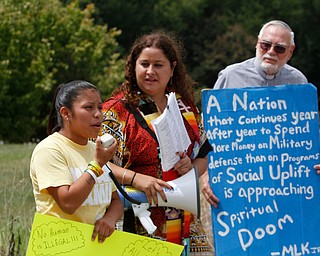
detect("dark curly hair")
[112,30,195,107]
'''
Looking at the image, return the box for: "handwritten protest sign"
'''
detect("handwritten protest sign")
[26,213,184,256]
[202,84,320,255]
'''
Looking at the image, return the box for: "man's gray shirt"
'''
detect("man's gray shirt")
[213,57,308,89]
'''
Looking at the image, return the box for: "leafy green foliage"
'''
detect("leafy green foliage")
[0,0,124,142]
[1,0,320,142]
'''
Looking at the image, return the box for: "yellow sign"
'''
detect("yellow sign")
[26,213,184,256]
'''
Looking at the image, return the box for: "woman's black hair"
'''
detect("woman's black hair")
[47,80,99,135]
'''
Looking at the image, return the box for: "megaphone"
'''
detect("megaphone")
[104,163,200,234]
[118,167,201,217]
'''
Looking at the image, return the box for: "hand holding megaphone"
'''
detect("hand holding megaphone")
[101,135,200,234]
[117,167,200,234]
[131,173,173,206]
[119,167,200,217]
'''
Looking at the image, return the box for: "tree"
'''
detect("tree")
[0,0,124,143]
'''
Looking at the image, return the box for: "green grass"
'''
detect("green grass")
[0,143,36,256]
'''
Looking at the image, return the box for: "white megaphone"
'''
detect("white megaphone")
[117,167,201,234]
[118,168,200,229]
[101,134,199,217]
[118,167,200,216]
[103,152,200,235]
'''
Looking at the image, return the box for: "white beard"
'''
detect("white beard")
[256,52,281,75]
[260,62,281,75]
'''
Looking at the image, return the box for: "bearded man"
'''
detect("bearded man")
[200,21,308,246]
[213,20,308,89]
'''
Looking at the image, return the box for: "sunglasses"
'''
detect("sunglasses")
[259,41,288,54]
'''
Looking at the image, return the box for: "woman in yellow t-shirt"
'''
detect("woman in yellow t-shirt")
[30,80,123,243]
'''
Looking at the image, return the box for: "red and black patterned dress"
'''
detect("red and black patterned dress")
[100,92,213,254]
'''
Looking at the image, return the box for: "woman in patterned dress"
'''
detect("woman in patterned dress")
[101,31,219,255]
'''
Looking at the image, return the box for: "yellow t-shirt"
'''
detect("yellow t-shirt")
[30,132,116,225]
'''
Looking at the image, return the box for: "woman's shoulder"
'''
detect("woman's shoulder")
[176,93,198,113]
[102,93,135,121]
[31,133,65,158]
[102,93,127,110]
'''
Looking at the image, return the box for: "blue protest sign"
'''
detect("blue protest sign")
[202,84,320,255]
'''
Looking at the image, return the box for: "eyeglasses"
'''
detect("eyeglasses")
[259,41,289,54]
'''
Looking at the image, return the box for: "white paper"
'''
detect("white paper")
[151,92,191,171]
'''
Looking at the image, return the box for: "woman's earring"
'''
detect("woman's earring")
[133,84,141,95]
